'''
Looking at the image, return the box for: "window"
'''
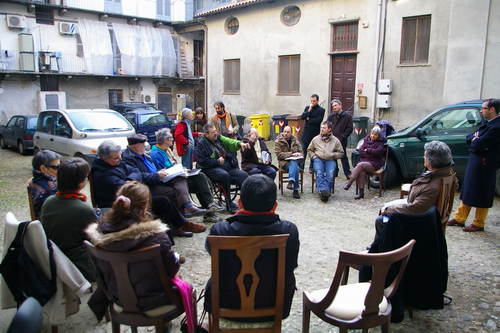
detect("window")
[281,6,301,27]
[224,59,240,94]
[35,7,54,25]
[278,55,300,94]
[157,0,171,20]
[227,18,239,35]
[400,15,431,64]
[76,34,84,57]
[331,22,358,52]
[109,29,122,74]
[108,89,123,107]
[40,76,59,91]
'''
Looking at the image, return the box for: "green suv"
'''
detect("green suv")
[358,99,500,195]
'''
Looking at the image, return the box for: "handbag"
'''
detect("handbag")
[0,221,57,306]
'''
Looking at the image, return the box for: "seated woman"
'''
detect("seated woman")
[40,157,97,282]
[29,150,60,219]
[343,126,386,199]
[374,140,456,238]
[86,181,188,315]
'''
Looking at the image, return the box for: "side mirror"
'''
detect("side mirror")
[415,128,427,141]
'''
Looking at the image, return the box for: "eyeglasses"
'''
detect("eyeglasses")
[481,107,491,110]
[46,165,59,170]
[166,136,173,139]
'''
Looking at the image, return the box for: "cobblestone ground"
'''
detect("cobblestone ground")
[0,145,499,332]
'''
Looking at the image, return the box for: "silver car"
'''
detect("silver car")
[34,109,135,161]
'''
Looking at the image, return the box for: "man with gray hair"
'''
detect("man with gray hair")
[174,108,203,169]
[327,99,353,179]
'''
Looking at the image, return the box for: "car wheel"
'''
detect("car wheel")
[368,158,397,189]
[496,168,500,196]
[18,141,28,155]
[0,137,7,149]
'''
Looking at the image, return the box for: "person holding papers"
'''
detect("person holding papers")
[241,128,277,180]
[151,128,224,223]
[274,126,303,199]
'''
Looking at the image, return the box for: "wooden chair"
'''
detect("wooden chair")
[207,234,289,333]
[358,144,389,198]
[303,240,416,333]
[278,168,303,195]
[311,162,336,194]
[26,179,37,221]
[88,170,97,208]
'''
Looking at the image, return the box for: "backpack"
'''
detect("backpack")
[0,221,57,306]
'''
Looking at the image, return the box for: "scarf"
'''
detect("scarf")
[216,111,231,133]
[235,210,275,216]
[321,132,332,142]
[170,276,195,332]
[56,191,87,202]
[132,150,157,173]
[184,119,194,148]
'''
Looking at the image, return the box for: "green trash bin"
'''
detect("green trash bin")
[348,116,371,148]
[236,115,246,138]
[249,114,271,140]
[271,114,290,139]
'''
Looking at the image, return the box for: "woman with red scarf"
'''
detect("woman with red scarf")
[40,157,97,282]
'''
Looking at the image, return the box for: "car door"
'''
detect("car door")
[3,116,21,146]
[50,112,75,158]
[403,106,483,178]
[35,112,56,152]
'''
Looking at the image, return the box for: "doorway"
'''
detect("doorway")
[330,54,357,114]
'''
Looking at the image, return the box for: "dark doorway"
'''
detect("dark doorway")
[330,54,356,114]
[194,40,204,77]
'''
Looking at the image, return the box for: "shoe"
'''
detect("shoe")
[321,189,331,199]
[447,218,465,227]
[343,183,351,191]
[203,212,224,223]
[463,224,484,232]
[226,201,239,213]
[286,180,294,190]
[293,190,300,199]
[172,228,193,237]
[208,202,225,212]
[183,206,207,218]
[354,188,364,200]
[179,256,186,264]
[182,220,207,233]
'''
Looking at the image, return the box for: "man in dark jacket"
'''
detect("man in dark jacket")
[327,99,353,179]
[241,128,276,180]
[301,94,325,173]
[447,98,500,232]
[204,174,300,322]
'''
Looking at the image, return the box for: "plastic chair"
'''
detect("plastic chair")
[303,240,416,333]
[7,297,43,333]
[278,168,304,195]
[358,144,389,197]
[84,241,195,333]
[206,234,289,333]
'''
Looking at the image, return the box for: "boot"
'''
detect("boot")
[343,181,353,191]
[354,188,364,200]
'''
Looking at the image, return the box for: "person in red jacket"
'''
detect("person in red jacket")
[174,108,203,169]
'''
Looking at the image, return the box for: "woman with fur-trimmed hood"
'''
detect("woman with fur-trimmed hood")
[86,181,181,313]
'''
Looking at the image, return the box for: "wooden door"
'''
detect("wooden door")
[331,54,357,114]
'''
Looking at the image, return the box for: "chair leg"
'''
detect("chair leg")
[381,320,390,333]
[131,326,138,333]
[111,321,120,333]
[407,305,414,318]
[51,325,58,333]
[379,174,384,197]
[302,301,311,333]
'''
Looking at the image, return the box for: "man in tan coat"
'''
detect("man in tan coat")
[307,121,344,202]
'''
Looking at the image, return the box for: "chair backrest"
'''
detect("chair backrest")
[84,241,183,315]
[88,170,97,208]
[334,240,415,318]
[380,144,389,171]
[7,297,43,333]
[26,179,37,221]
[437,173,456,233]
[207,234,289,332]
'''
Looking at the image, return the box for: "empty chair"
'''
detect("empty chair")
[303,240,415,333]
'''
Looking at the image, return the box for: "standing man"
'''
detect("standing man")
[307,121,344,202]
[275,126,303,199]
[447,98,500,232]
[210,101,240,140]
[327,99,353,179]
[241,128,277,180]
[300,94,325,173]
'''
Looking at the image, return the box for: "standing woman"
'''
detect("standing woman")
[174,108,202,169]
[28,150,61,219]
[343,126,386,199]
[191,107,207,146]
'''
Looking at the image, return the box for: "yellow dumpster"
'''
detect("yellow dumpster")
[249,114,271,140]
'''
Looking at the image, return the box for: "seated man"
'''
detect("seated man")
[307,120,344,202]
[150,128,224,224]
[241,128,277,180]
[204,174,300,321]
[122,134,206,218]
[92,140,206,237]
[196,123,250,213]
[374,140,456,239]
[274,126,303,199]
[29,150,60,219]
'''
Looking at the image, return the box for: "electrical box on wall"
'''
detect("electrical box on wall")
[378,79,393,94]
[376,94,391,108]
[176,94,186,113]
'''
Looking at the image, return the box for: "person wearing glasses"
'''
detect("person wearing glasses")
[28,150,60,219]
[447,98,500,232]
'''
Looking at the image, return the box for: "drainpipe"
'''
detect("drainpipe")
[196,18,208,113]
[371,0,383,126]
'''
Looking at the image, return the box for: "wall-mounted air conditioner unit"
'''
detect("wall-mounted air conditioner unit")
[59,22,76,35]
[142,94,156,104]
[6,15,26,29]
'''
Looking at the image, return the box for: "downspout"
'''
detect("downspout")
[196,17,208,113]
[371,0,383,126]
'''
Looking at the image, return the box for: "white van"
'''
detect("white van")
[34,109,135,162]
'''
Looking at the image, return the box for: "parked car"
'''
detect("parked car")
[352,99,500,195]
[34,109,135,162]
[109,102,159,114]
[122,110,175,145]
[0,115,38,155]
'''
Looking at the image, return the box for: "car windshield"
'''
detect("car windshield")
[139,113,169,125]
[27,117,38,129]
[68,112,133,132]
